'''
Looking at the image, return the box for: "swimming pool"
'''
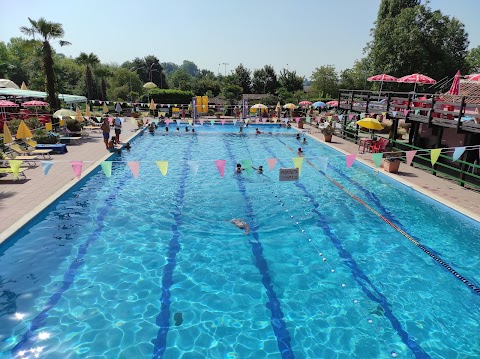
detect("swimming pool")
[1,124,479,358]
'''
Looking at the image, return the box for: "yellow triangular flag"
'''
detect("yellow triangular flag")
[130,118,136,125]
[21,81,27,90]
[9,160,22,179]
[430,148,441,166]
[187,119,193,126]
[156,161,168,176]
[292,157,304,175]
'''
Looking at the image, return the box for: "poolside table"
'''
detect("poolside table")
[35,143,68,154]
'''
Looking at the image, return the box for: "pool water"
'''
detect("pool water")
[1,124,479,359]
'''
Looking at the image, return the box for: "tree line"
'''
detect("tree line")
[1,1,480,110]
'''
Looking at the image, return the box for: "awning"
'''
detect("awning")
[0,88,87,104]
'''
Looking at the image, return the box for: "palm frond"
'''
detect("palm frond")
[19,26,36,37]
[59,40,71,47]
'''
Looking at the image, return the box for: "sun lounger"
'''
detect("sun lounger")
[59,136,82,144]
[0,167,27,180]
[9,143,52,159]
[4,155,38,167]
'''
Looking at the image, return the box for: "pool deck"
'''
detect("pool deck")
[1,120,479,244]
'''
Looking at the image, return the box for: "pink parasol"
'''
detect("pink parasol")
[298,101,312,107]
[465,73,480,81]
[327,100,338,107]
[22,100,49,107]
[448,70,461,95]
[0,100,19,107]
[367,73,398,93]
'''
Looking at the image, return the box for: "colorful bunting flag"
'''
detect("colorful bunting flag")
[187,160,199,176]
[210,120,215,126]
[430,148,441,166]
[267,158,278,170]
[292,157,304,175]
[215,160,226,177]
[346,154,356,168]
[101,161,112,177]
[221,120,226,125]
[176,119,181,126]
[165,119,171,126]
[405,150,417,166]
[306,117,311,123]
[241,159,253,176]
[232,119,237,126]
[200,119,204,125]
[403,110,409,117]
[41,161,53,175]
[188,119,193,126]
[128,161,139,178]
[452,147,466,161]
[8,160,22,179]
[156,161,168,176]
[70,161,83,178]
[372,153,383,168]
[316,157,328,172]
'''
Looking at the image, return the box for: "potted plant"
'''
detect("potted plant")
[320,122,334,142]
[383,151,401,173]
[214,112,222,119]
[33,129,60,144]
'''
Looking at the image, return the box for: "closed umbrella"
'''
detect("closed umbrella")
[85,104,91,117]
[3,122,13,144]
[397,73,436,92]
[21,81,27,90]
[103,103,109,113]
[448,70,461,95]
[149,99,156,110]
[75,107,83,122]
[16,120,33,139]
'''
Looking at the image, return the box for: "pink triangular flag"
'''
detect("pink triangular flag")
[70,161,83,178]
[165,119,171,126]
[295,117,300,123]
[267,158,278,170]
[405,150,417,166]
[349,114,354,120]
[221,119,226,125]
[215,160,226,177]
[143,118,148,125]
[200,119,204,125]
[255,118,259,123]
[262,117,267,123]
[128,161,140,178]
[403,110,409,117]
[346,154,356,168]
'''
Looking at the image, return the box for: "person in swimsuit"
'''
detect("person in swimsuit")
[230,218,250,235]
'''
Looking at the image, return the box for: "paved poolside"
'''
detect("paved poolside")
[1,120,479,244]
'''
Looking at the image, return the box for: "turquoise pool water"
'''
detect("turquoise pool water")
[1,124,479,358]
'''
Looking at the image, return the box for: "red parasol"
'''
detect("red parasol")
[0,100,19,107]
[397,73,436,92]
[298,101,312,107]
[327,100,338,107]
[367,73,398,93]
[465,73,480,81]
[22,100,49,107]
[448,70,461,95]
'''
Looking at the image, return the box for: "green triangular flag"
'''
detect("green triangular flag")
[372,153,383,168]
[101,161,112,177]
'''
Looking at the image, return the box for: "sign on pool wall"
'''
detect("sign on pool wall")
[279,168,299,181]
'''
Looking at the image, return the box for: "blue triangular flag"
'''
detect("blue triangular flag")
[452,146,466,161]
[41,161,54,175]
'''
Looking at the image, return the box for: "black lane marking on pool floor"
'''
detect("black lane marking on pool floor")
[151,138,194,359]
[224,138,295,359]
[263,139,430,359]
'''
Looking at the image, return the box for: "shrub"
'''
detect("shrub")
[33,129,59,144]
[65,119,82,132]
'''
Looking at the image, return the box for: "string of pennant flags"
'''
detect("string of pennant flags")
[5,144,480,180]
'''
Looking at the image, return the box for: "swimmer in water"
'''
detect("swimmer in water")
[230,218,250,235]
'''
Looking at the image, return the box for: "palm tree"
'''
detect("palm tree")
[20,17,70,110]
[76,52,100,100]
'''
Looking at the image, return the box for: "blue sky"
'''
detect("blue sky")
[1,0,479,79]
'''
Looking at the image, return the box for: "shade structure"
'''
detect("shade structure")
[465,73,480,81]
[367,73,398,93]
[356,118,384,131]
[16,120,33,139]
[149,99,156,110]
[3,122,13,144]
[0,79,19,89]
[312,101,326,108]
[21,100,49,107]
[397,73,436,92]
[299,101,312,107]
[53,109,76,118]
[448,70,461,95]
[283,103,297,109]
[143,82,157,89]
